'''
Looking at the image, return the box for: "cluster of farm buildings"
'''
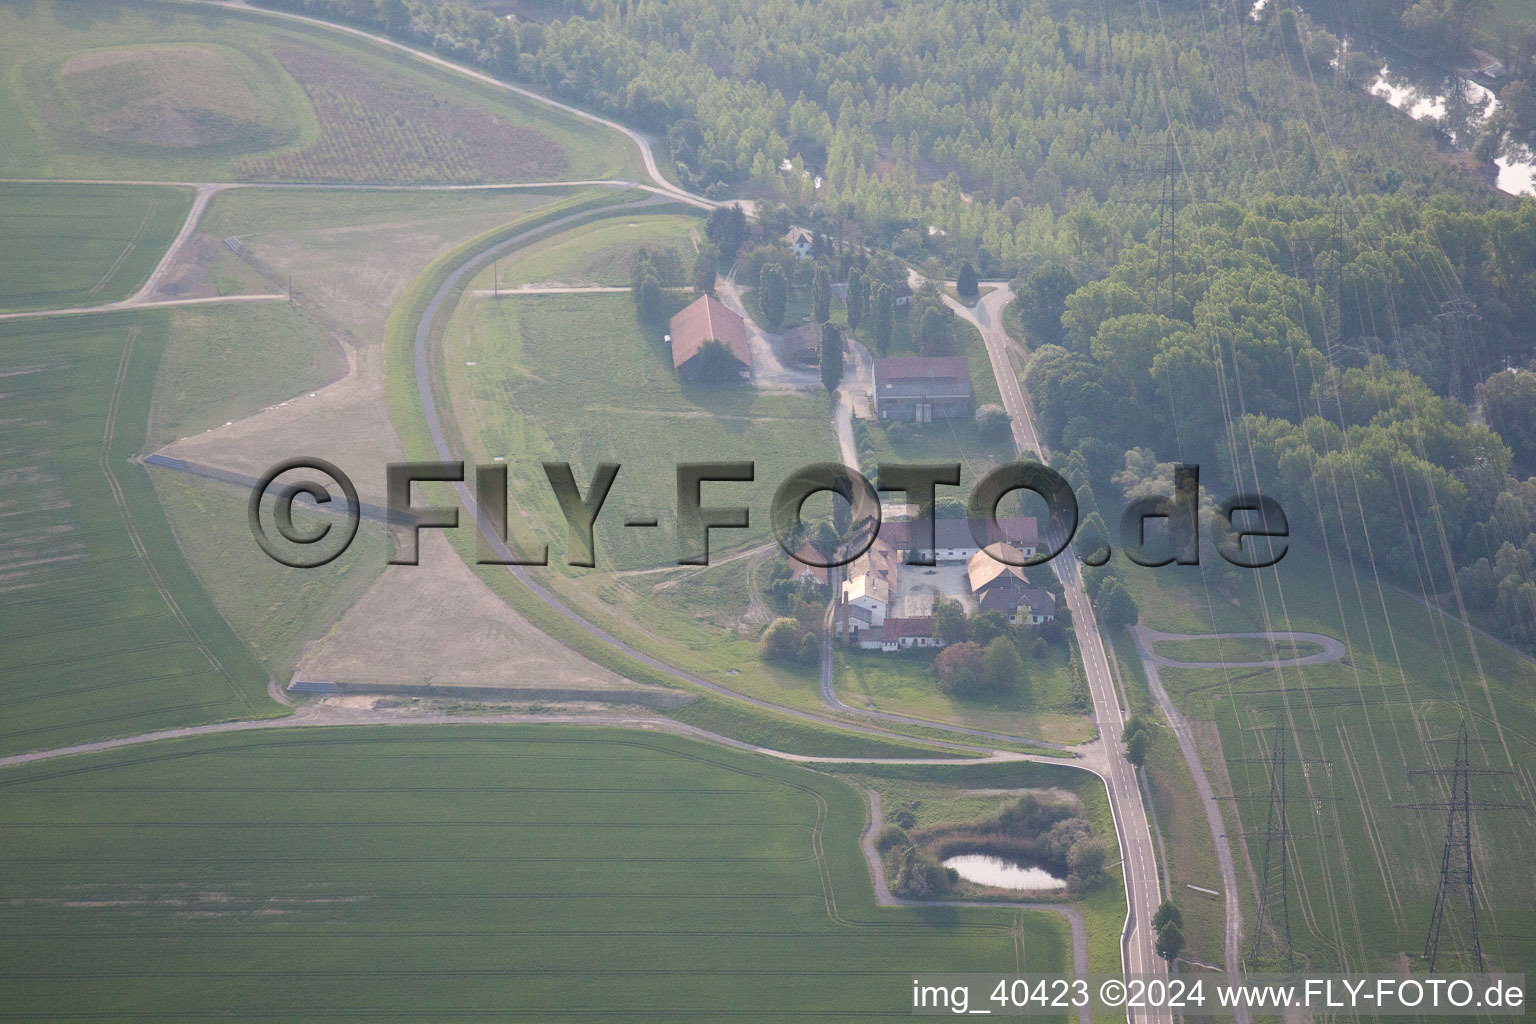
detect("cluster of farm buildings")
[666,291,976,424]
[795,517,1056,653]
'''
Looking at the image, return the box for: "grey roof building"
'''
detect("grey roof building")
[873,356,972,423]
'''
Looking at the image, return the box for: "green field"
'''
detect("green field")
[199,185,592,341]
[0,727,1064,1020]
[835,644,1095,744]
[0,0,634,183]
[0,312,279,755]
[1149,635,1325,664]
[150,473,388,680]
[1121,550,1536,973]
[0,183,191,311]
[445,290,839,569]
[470,213,702,288]
[146,299,345,447]
[437,284,860,713]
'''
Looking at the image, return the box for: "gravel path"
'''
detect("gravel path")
[0,703,1038,771]
[1136,626,1346,668]
[860,789,1090,1020]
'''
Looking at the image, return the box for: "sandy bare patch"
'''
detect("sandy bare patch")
[159,327,398,505]
[61,44,287,150]
[294,530,673,698]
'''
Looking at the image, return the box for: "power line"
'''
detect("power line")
[1394,720,1519,972]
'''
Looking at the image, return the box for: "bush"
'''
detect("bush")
[759,617,803,661]
[795,632,820,665]
[1067,836,1109,890]
[974,403,1011,442]
[875,824,910,853]
[956,261,979,298]
[891,844,954,899]
[982,636,1024,693]
[935,641,985,697]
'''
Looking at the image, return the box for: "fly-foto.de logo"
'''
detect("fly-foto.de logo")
[247,458,1288,573]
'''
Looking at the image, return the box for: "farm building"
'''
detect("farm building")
[841,570,890,629]
[873,356,972,422]
[1014,588,1056,626]
[968,548,1031,612]
[667,294,753,381]
[967,549,1057,623]
[856,616,944,652]
[878,516,1037,564]
[781,323,822,367]
[784,226,815,258]
[788,542,830,585]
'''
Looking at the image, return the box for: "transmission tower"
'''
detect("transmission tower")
[1435,292,1484,399]
[1230,725,1332,970]
[1396,720,1519,972]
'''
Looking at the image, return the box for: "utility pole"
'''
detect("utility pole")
[1230,724,1332,970]
[1435,292,1483,399]
[1396,720,1519,972]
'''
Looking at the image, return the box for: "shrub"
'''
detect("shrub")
[795,632,820,665]
[759,617,803,661]
[891,845,953,899]
[982,636,1024,694]
[935,641,985,697]
[875,824,910,853]
[974,403,1011,442]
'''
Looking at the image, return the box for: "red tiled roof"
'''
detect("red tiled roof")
[882,616,937,640]
[668,295,752,370]
[791,544,829,584]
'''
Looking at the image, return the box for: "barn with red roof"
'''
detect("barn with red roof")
[667,295,753,381]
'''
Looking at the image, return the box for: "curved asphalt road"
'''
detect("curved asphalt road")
[1138,628,1346,669]
[407,197,1041,760]
[945,285,1170,1018]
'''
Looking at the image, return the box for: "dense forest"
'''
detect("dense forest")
[258,0,1536,649]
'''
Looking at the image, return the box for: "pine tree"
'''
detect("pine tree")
[956,261,979,299]
[820,323,844,393]
[812,265,832,323]
[871,282,893,354]
[760,263,787,329]
[846,269,866,333]
[693,241,719,296]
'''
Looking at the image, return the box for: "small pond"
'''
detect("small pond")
[942,853,1068,891]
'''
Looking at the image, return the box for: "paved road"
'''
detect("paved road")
[0,178,661,323]
[1129,628,1252,1021]
[945,285,1170,1013]
[0,292,288,322]
[1129,624,1343,1014]
[1137,627,1346,669]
